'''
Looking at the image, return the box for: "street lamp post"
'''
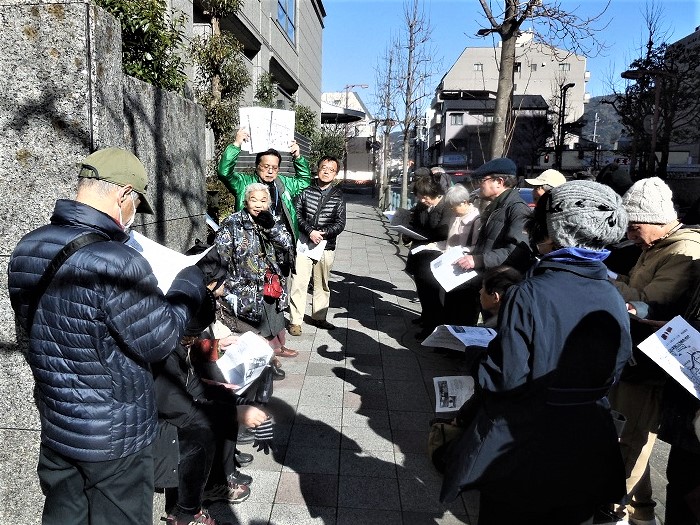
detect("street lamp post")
[342,83,369,181]
[621,68,675,177]
[556,82,575,170]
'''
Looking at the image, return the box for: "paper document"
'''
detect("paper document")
[434,376,474,412]
[126,231,210,293]
[215,332,274,393]
[296,237,327,261]
[430,246,478,291]
[410,241,446,255]
[638,315,700,401]
[239,107,295,153]
[422,325,497,351]
[389,225,427,241]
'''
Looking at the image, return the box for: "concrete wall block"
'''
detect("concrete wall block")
[123,75,208,252]
[0,430,41,524]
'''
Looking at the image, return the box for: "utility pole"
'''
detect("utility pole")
[591,112,600,143]
[555,82,575,170]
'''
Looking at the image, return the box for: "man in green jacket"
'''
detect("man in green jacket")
[218,128,312,243]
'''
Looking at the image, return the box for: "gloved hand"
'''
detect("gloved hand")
[195,248,227,291]
[252,210,276,229]
[251,417,274,454]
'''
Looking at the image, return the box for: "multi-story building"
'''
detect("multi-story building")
[190,0,326,113]
[428,31,590,172]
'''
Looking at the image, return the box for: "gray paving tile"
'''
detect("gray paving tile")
[341,426,395,452]
[342,407,390,429]
[274,472,338,507]
[336,507,403,525]
[282,446,340,474]
[288,423,342,450]
[337,475,401,510]
[389,410,434,431]
[339,449,397,479]
[295,405,343,427]
[269,504,337,525]
[397,475,467,515]
[401,511,472,524]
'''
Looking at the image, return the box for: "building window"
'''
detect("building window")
[514,62,521,73]
[278,0,295,42]
[450,113,464,126]
[530,63,537,72]
[559,63,571,71]
[473,63,483,71]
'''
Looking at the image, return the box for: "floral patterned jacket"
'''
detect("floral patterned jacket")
[215,209,293,324]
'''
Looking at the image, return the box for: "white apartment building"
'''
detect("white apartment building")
[429,31,590,170]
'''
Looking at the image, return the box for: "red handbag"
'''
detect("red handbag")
[263,269,283,298]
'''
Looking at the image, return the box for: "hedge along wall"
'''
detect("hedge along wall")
[0,3,207,522]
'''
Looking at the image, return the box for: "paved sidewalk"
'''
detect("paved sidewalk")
[178,193,670,525]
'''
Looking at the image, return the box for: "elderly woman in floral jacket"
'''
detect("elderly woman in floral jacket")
[215,183,298,358]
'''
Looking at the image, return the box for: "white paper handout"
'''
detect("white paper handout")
[430,246,478,292]
[296,237,327,261]
[239,107,295,153]
[422,325,497,351]
[434,375,475,412]
[410,241,446,255]
[389,224,427,241]
[637,315,700,401]
[215,332,274,394]
[126,231,210,293]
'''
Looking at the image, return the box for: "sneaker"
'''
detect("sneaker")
[202,482,250,504]
[288,324,302,336]
[235,450,254,467]
[165,509,217,525]
[312,319,336,330]
[227,469,253,486]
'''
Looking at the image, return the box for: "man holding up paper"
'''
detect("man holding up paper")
[218,128,312,244]
[288,156,347,335]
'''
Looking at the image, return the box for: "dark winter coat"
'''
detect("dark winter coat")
[7,199,207,462]
[294,183,346,251]
[440,254,632,508]
[408,197,452,244]
[215,209,293,323]
[473,188,533,272]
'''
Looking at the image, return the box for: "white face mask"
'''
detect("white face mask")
[118,192,137,231]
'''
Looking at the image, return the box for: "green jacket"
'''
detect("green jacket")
[217,144,312,239]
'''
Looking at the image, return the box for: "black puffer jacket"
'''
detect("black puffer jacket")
[473,188,532,272]
[8,199,207,462]
[294,183,346,250]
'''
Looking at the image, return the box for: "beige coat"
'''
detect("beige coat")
[613,227,700,315]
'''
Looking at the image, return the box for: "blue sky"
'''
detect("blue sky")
[321,0,700,117]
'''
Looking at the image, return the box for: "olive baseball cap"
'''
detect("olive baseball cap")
[79,148,154,214]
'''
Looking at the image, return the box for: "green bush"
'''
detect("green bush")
[95,0,187,92]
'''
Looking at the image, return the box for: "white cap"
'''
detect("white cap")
[525,169,566,188]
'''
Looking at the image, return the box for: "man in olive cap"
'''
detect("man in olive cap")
[8,147,222,524]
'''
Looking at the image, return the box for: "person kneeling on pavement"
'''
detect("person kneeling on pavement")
[153,249,274,525]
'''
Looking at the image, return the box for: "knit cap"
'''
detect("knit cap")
[547,180,628,250]
[622,177,677,224]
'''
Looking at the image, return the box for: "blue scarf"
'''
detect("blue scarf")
[541,246,611,263]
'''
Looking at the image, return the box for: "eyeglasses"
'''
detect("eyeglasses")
[259,164,279,171]
[479,176,498,184]
[319,165,338,173]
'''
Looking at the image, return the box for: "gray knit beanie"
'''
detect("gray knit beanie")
[622,177,677,224]
[547,180,628,250]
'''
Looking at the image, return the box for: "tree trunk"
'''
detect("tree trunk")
[488,28,517,159]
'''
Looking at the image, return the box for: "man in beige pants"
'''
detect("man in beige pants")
[288,156,347,335]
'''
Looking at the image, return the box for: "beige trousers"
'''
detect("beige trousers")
[609,380,664,521]
[288,250,335,325]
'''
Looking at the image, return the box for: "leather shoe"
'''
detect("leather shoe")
[235,450,254,467]
[271,363,286,380]
[237,427,255,444]
[227,469,253,486]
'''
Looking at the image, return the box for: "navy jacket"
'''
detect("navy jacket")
[441,254,632,507]
[8,199,207,462]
